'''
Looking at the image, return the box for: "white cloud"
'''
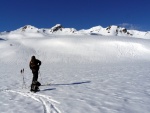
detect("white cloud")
[119,23,140,30]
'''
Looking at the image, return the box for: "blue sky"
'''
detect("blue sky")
[0,0,150,32]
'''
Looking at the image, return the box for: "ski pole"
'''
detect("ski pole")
[21,69,24,89]
[21,69,26,89]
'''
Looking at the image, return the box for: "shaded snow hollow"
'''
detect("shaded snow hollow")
[0,29,150,113]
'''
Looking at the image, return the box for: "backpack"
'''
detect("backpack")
[30,60,39,71]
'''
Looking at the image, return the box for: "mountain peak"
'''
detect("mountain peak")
[21,25,38,31]
[50,24,63,32]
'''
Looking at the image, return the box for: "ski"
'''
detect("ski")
[41,83,51,86]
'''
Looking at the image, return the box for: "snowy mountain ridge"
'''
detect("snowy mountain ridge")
[0,24,150,39]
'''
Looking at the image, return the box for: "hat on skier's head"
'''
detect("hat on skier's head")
[31,56,36,60]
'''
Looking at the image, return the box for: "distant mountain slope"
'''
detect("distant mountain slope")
[0,24,150,39]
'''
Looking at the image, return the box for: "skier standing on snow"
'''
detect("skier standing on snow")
[29,56,41,92]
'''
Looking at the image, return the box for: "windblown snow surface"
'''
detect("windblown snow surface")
[1,32,150,113]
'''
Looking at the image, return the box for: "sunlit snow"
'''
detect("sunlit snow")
[0,25,150,113]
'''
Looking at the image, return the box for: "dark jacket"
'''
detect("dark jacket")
[29,58,41,72]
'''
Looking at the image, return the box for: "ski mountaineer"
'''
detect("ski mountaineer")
[29,56,41,92]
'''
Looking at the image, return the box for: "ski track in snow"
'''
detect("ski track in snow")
[1,89,60,113]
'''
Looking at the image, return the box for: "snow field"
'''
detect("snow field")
[0,34,150,113]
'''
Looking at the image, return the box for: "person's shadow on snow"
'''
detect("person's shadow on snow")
[41,81,91,92]
[41,88,56,91]
[51,81,91,86]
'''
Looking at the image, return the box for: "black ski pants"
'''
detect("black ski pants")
[32,70,38,83]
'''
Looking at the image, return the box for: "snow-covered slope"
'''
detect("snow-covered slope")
[0,26,150,113]
[129,30,150,39]
[78,25,132,36]
[1,24,150,39]
[78,25,150,39]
